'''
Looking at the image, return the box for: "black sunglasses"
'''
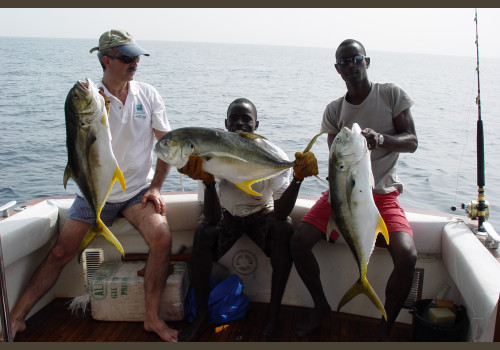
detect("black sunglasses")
[336,54,367,66]
[107,55,140,64]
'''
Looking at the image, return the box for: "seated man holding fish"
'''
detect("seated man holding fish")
[5,30,178,342]
[177,98,319,341]
[290,39,418,341]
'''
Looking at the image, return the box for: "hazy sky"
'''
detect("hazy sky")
[2,8,499,58]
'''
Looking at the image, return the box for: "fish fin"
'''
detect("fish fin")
[345,171,355,206]
[179,173,184,192]
[63,164,72,189]
[113,167,126,193]
[337,277,387,321]
[198,151,248,163]
[234,179,263,196]
[78,219,125,261]
[376,215,389,245]
[326,214,339,239]
[303,130,331,153]
[313,175,328,185]
[237,132,267,140]
[96,219,125,257]
[85,130,97,158]
[77,225,98,263]
[368,167,375,189]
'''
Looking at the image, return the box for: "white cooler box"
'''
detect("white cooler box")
[90,260,190,321]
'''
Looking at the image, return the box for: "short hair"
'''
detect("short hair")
[335,39,367,58]
[227,98,258,119]
[97,48,115,71]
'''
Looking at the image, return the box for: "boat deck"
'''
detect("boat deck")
[13,298,412,342]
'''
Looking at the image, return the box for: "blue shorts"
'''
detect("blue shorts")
[67,188,149,226]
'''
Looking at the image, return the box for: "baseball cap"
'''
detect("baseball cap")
[89,29,150,56]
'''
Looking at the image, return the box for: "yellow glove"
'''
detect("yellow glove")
[178,155,215,184]
[293,151,318,180]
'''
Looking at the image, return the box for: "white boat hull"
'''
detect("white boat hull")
[1,192,499,341]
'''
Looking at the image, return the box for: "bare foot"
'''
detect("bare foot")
[179,311,208,342]
[294,306,331,337]
[0,317,26,341]
[144,319,178,342]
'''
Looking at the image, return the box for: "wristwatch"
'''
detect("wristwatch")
[377,133,384,146]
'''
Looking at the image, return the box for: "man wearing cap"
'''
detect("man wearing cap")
[5,29,178,342]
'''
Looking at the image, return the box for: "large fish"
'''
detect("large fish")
[63,78,126,259]
[154,127,322,196]
[327,123,389,320]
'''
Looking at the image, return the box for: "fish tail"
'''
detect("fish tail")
[113,167,126,193]
[377,215,389,245]
[77,225,98,262]
[337,276,387,321]
[77,219,125,262]
[302,130,332,153]
[235,180,263,196]
[96,219,125,257]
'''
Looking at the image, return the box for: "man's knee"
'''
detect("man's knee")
[290,223,309,253]
[269,217,293,242]
[390,233,417,273]
[148,222,173,252]
[50,242,77,265]
[291,222,323,254]
[403,247,418,272]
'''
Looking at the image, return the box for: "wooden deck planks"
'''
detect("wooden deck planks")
[14,298,412,342]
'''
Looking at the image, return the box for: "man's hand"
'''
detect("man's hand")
[361,128,378,150]
[178,155,215,184]
[293,151,318,180]
[141,187,166,215]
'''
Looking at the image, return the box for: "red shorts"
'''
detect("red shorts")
[301,190,413,246]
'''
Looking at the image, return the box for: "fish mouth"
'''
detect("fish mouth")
[76,78,91,91]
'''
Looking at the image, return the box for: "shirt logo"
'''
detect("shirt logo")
[136,104,143,111]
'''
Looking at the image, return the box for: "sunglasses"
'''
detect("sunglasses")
[336,54,367,66]
[107,55,140,64]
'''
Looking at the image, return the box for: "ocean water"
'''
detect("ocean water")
[1,37,499,229]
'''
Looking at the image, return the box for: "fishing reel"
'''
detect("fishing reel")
[452,200,500,249]
[459,200,489,221]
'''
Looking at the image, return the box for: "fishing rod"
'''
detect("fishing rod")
[456,9,500,249]
[474,7,487,233]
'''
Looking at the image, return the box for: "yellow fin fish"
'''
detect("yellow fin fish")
[64,78,126,259]
[328,123,389,320]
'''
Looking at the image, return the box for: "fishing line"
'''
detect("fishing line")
[451,66,477,208]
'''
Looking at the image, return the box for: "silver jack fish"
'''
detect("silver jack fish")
[328,123,389,320]
[154,127,323,196]
[63,78,126,259]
